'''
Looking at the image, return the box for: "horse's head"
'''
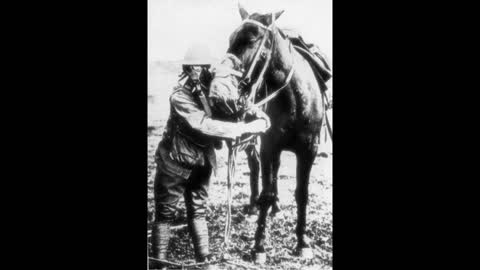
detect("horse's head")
[209,5,285,120]
[228,5,284,67]
[208,53,244,120]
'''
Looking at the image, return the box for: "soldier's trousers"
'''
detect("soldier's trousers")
[154,161,212,222]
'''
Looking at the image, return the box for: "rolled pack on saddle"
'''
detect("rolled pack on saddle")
[281,29,332,92]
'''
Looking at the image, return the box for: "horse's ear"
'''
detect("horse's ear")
[274,10,284,20]
[238,3,249,20]
[265,10,284,25]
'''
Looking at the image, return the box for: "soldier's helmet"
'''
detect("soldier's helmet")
[181,43,217,66]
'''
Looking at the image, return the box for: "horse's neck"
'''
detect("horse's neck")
[268,32,319,90]
[266,33,293,87]
[264,33,322,117]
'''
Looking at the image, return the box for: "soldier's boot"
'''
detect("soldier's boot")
[189,218,218,270]
[150,222,171,270]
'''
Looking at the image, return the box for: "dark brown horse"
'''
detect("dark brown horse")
[209,6,328,262]
[209,52,282,216]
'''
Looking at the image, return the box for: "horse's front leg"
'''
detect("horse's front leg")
[245,144,260,214]
[252,144,275,263]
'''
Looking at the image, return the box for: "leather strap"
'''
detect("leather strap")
[253,64,295,108]
[321,90,333,141]
[240,19,273,31]
[241,28,270,86]
[197,87,212,117]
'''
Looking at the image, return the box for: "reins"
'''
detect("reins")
[234,14,295,111]
[252,64,294,108]
[239,24,270,90]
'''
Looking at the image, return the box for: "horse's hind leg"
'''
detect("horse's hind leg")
[295,148,316,258]
[270,151,281,216]
[245,144,260,214]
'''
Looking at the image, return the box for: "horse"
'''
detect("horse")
[209,5,328,262]
[209,53,281,216]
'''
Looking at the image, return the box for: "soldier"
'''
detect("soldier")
[150,44,270,270]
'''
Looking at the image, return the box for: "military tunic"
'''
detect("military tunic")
[154,84,243,221]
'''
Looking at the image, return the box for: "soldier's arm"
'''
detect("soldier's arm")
[170,90,250,140]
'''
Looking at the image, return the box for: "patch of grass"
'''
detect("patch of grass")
[147,130,332,269]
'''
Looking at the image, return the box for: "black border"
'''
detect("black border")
[7,1,474,269]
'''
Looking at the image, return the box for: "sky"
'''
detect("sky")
[148,0,332,63]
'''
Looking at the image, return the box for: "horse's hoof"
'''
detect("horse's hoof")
[270,204,280,217]
[253,252,267,264]
[298,247,313,259]
[247,205,259,215]
[269,209,278,217]
[318,152,329,158]
[148,261,167,270]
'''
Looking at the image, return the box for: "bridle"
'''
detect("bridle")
[234,13,295,109]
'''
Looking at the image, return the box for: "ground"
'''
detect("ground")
[148,62,332,269]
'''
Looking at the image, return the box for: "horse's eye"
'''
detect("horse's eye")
[247,38,259,48]
[249,37,261,44]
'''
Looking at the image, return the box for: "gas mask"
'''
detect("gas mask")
[180,65,214,116]
[208,55,247,120]
[181,65,212,93]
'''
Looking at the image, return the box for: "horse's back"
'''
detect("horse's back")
[291,51,324,127]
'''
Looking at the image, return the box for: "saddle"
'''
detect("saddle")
[282,29,332,92]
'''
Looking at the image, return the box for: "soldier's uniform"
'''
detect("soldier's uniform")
[150,45,270,270]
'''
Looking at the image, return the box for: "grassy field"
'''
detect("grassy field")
[148,62,332,269]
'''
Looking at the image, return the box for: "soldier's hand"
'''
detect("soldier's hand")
[245,106,262,118]
[245,107,271,129]
[254,110,270,128]
[245,119,270,134]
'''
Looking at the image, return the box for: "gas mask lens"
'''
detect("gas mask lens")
[185,66,203,83]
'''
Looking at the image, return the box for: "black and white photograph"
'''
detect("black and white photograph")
[148,0,332,269]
